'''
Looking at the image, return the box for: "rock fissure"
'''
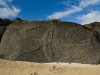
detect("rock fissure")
[50,25,55,61]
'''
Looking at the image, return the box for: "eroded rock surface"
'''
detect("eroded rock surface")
[0,21,100,64]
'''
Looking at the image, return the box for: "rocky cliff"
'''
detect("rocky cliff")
[0,19,100,64]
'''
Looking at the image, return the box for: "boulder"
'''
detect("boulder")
[85,22,100,43]
[0,21,100,64]
[12,18,22,23]
[85,22,100,32]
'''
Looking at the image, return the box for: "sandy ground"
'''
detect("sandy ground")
[0,59,100,75]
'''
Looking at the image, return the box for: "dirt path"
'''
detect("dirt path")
[0,59,100,75]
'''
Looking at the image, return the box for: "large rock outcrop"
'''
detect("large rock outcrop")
[0,21,100,64]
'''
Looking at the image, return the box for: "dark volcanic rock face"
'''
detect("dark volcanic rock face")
[0,26,7,41]
[0,18,2,22]
[0,18,11,26]
[0,21,100,64]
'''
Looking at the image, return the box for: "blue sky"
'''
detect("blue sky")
[0,0,100,24]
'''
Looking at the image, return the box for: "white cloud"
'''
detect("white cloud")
[0,0,20,18]
[47,6,82,19]
[47,0,100,19]
[77,11,100,24]
[80,0,100,8]
[59,0,78,6]
[0,0,13,7]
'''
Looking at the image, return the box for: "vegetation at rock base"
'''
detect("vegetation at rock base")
[49,65,56,73]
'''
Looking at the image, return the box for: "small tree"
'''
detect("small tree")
[48,18,61,24]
